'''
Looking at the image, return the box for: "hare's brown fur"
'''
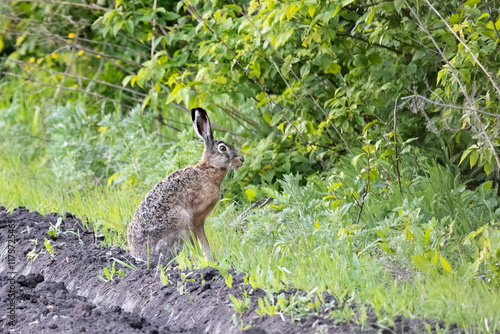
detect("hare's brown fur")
[127,108,243,261]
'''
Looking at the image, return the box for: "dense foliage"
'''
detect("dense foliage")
[1,0,500,331]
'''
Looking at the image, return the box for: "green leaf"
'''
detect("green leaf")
[103,267,110,279]
[484,162,494,176]
[424,226,431,244]
[122,75,133,87]
[366,8,376,24]
[459,69,471,83]
[308,5,315,18]
[311,32,321,43]
[379,242,394,254]
[477,13,489,21]
[367,53,382,65]
[328,182,343,192]
[442,33,456,46]
[437,69,447,84]
[412,255,431,273]
[470,150,479,168]
[351,253,359,271]
[15,34,26,46]
[107,173,118,186]
[215,76,227,84]
[300,63,310,78]
[141,95,151,112]
[285,3,299,21]
[270,113,282,126]
[464,0,480,5]
[328,63,341,74]
[484,147,492,163]
[245,188,256,202]
[450,14,460,24]
[395,0,405,13]
[332,6,341,18]
[352,153,365,167]
[440,256,452,272]
[163,12,180,21]
[459,145,476,165]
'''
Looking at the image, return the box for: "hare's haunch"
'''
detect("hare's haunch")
[127,108,244,261]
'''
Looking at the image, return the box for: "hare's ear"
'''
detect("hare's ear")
[191,108,214,147]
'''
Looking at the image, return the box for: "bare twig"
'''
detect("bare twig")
[151,0,158,59]
[239,197,273,218]
[86,45,105,94]
[150,0,163,143]
[401,94,500,117]
[168,99,237,136]
[424,0,500,99]
[4,0,110,11]
[214,103,259,129]
[53,54,71,99]
[337,32,402,55]
[156,116,181,132]
[1,72,134,109]
[393,100,402,193]
[356,145,370,224]
[214,103,255,133]
[1,58,146,99]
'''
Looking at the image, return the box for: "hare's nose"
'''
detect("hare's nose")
[239,156,245,163]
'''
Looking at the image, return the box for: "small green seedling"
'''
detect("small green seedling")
[44,238,55,259]
[27,247,39,263]
[177,272,194,295]
[110,257,138,270]
[48,217,62,239]
[229,291,252,331]
[229,291,251,315]
[26,239,39,263]
[160,266,170,285]
[98,261,123,283]
[255,296,277,317]
[225,273,233,288]
[64,229,83,245]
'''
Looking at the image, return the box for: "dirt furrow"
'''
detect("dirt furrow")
[0,207,458,333]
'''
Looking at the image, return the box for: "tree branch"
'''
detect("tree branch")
[401,94,500,118]
[337,32,403,55]
[4,0,110,11]
[424,0,500,99]
[1,58,146,99]
[1,72,134,110]
[404,0,500,174]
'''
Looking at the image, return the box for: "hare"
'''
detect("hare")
[127,108,244,262]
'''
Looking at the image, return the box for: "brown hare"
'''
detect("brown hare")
[127,108,244,262]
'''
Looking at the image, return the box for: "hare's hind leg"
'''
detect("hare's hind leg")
[195,225,212,260]
[155,207,193,260]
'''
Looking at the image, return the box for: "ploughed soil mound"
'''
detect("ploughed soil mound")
[0,207,460,333]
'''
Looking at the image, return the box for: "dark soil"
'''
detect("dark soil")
[0,206,461,333]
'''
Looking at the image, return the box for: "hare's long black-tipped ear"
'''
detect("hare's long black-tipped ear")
[191,108,214,147]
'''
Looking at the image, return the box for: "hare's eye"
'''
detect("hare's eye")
[218,144,227,152]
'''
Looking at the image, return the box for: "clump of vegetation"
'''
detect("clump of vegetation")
[1,0,500,331]
[98,261,125,283]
